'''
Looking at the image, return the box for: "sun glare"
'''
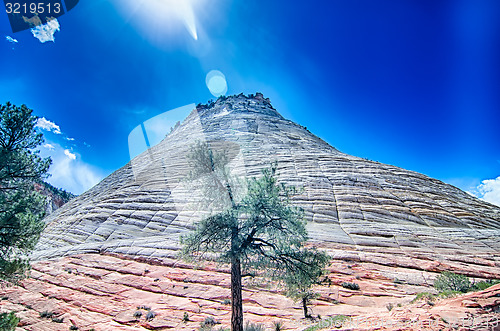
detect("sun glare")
[151,0,198,40]
[114,0,202,44]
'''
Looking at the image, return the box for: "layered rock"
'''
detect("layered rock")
[34,93,500,281]
[2,93,500,330]
[2,254,498,330]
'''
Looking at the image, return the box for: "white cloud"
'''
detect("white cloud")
[66,137,75,141]
[5,36,18,43]
[43,143,55,150]
[477,176,500,207]
[40,142,105,195]
[64,149,76,160]
[36,117,61,134]
[30,17,60,43]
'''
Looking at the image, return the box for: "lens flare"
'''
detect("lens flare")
[206,70,228,97]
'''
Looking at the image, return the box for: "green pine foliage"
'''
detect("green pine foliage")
[0,102,51,283]
[0,312,20,330]
[181,141,329,331]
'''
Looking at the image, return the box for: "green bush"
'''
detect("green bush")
[472,280,500,291]
[341,282,360,290]
[434,271,470,293]
[0,312,20,331]
[183,312,190,322]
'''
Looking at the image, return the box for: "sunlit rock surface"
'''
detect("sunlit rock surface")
[2,93,500,330]
[34,93,500,278]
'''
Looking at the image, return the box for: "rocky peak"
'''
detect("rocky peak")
[34,93,499,283]
[195,92,282,120]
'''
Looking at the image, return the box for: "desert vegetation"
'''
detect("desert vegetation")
[0,102,52,329]
[411,271,500,305]
[434,271,499,293]
[181,141,329,330]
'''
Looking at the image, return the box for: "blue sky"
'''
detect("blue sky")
[0,0,499,205]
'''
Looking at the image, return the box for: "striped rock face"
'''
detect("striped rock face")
[36,93,500,280]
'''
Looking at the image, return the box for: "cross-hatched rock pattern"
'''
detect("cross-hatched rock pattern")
[35,93,500,277]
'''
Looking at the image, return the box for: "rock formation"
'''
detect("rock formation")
[34,93,500,279]
[2,93,499,330]
[34,181,76,215]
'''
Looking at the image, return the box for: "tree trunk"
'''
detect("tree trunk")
[229,182,242,331]
[231,254,243,331]
[302,297,310,319]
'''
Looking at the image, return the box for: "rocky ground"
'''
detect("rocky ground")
[1,252,499,331]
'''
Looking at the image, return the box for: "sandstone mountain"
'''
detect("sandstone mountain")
[6,93,499,330]
[35,93,500,278]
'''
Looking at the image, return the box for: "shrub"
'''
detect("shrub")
[472,280,500,291]
[303,315,350,331]
[341,282,360,290]
[273,321,284,331]
[69,326,78,330]
[52,317,64,323]
[133,311,142,319]
[437,290,461,299]
[39,310,55,318]
[434,271,470,293]
[222,299,231,305]
[244,322,266,331]
[183,312,190,322]
[198,316,227,331]
[386,303,394,311]
[145,311,156,321]
[0,312,20,331]
[411,292,436,303]
[200,316,219,327]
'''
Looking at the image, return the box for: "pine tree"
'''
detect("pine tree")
[0,102,51,283]
[181,141,329,331]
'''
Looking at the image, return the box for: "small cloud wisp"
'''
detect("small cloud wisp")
[30,17,60,43]
[36,117,62,134]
